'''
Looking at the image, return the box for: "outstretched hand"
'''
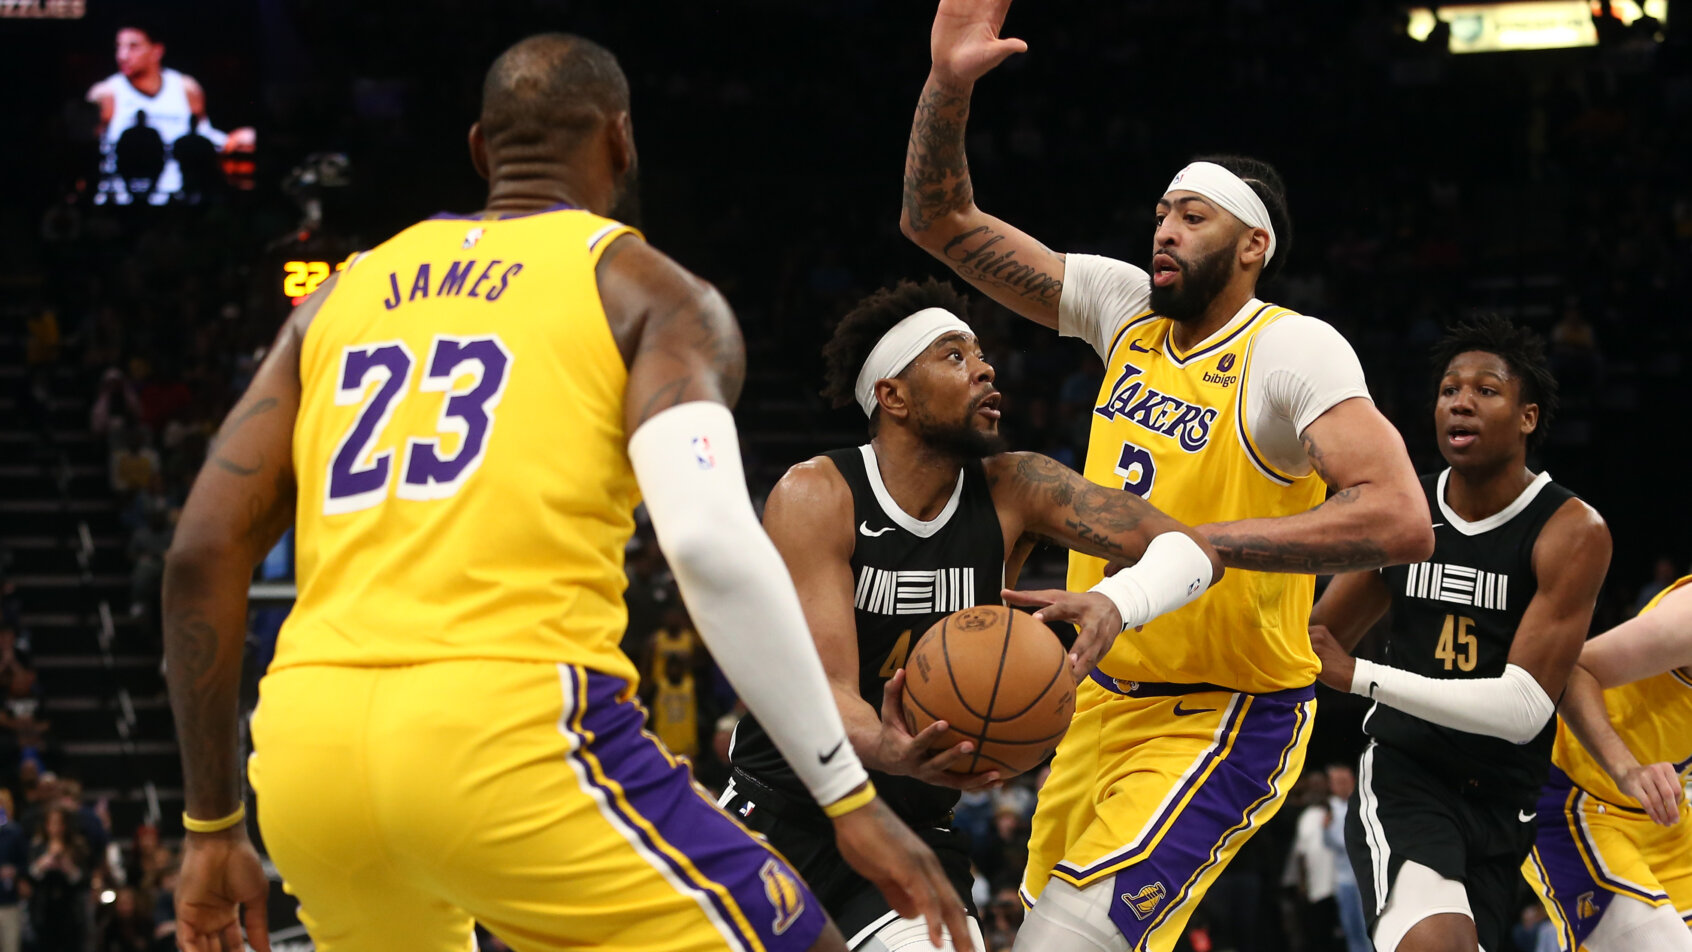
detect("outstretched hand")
[1001,588,1122,678]
[834,796,977,952]
[930,0,1028,85]
[879,669,1001,790]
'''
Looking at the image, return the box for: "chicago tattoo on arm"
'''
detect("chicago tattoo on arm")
[902,82,974,232]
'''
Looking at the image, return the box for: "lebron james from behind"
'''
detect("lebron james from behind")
[901,2,1435,948]
[162,35,970,952]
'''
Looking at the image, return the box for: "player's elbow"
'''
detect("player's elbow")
[898,205,965,252]
[1380,493,1436,564]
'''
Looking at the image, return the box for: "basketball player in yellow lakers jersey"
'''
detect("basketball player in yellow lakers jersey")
[901,3,1434,948]
[162,34,970,952]
[1522,575,1692,950]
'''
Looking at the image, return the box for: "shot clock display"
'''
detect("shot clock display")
[282,258,347,302]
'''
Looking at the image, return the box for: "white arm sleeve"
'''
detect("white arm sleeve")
[1087,531,1214,628]
[1243,316,1373,476]
[1057,254,1153,359]
[629,402,868,807]
[1349,659,1555,744]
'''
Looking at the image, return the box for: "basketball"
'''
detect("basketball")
[901,605,1077,778]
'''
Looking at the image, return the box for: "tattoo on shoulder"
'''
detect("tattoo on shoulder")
[633,287,746,424]
[209,397,278,476]
[1301,431,1335,488]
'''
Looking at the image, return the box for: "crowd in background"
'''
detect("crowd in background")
[3,1,1690,948]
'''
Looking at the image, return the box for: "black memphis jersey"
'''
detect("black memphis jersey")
[1369,470,1575,802]
[732,444,1005,826]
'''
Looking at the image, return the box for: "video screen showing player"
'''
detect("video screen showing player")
[86,20,255,205]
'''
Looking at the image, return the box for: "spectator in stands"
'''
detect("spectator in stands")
[1633,555,1679,615]
[28,804,90,952]
[109,422,160,497]
[0,790,24,952]
[982,883,1024,952]
[95,885,152,952]
[151,854,179,951]
[90,368,144,438]
[0,629,44,777]
[1288,772,1339,951]
[127,501,173,620]
[1323,765,1369,952]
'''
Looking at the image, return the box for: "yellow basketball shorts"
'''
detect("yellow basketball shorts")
[1021,674,1314,951]
[249,660,825,952]
[1521,769,1692,950]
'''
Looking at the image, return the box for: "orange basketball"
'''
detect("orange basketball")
[901,605,1077,778]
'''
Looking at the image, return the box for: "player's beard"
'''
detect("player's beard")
[917,397,1008,460]
[1149,244,1233,323]
[609,160,642,228]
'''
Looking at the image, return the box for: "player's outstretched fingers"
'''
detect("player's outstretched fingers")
[243,894,272,952]
[1638,762,1683,826]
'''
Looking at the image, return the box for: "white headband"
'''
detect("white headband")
[1166,162,1277,263]
[853,307,973,417]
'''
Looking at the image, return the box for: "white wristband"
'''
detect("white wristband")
[1350,658,1554,745]
[1087,531,1214,629]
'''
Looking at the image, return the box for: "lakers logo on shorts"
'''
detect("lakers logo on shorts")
[1122,881,1167,921]
[1577,891,1599,920]
[759,858,805,936]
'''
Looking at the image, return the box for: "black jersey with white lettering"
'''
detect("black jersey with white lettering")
[1367,469,1576,803]
[731,444,1005,826]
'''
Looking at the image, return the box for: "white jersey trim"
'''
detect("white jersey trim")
[1434,468,1554,537]
[857,444,965,539]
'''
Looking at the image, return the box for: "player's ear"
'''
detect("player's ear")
[875,378,910,423]
[1239,226,1269,270]
[468,123,490,181]
[1520,402,1539,438]
[607,111,635,178]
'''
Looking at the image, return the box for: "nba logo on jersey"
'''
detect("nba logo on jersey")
[1122,881,1167,920]
[692,436,715,470]
[759,859,806,935]
[462,227,484,249]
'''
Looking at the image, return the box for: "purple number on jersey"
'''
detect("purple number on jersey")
[399,335,514,499]
[325,341,414,514]
[322,334,512,513]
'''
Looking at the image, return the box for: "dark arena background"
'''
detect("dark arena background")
[0,1,1687,950]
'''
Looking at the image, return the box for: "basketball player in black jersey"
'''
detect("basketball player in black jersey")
[1306,316,1612,952]
[726,279,1224,951]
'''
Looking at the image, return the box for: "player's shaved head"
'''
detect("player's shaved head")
[479,33,630,158]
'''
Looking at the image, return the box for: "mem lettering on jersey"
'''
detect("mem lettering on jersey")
[853,566,977,615]
[1093,361,1218,453]
[1402,561,1509,611]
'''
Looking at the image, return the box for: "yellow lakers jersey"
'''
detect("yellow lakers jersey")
[1551,575,1692,804]
[1071,303,1326,692]
[275,206,642,683]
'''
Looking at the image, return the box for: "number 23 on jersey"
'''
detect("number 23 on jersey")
[324,333,512,514]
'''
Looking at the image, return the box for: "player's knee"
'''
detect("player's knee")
[1394,913,1478,952]
[1585,896,1692,952]
[1013,880,1129,952]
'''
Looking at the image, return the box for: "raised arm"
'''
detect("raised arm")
[988,452,1222,675]
[601,236,973,950]
[1204,398,1434,574]
[762,461,993,790]
[900,0,1067,328]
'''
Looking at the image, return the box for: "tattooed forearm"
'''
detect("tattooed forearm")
[162,584,245,817]
[1001,453,1154,560]
[943,227,1064,301]
[1204,532,1390,574]
[902,79,975,233]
